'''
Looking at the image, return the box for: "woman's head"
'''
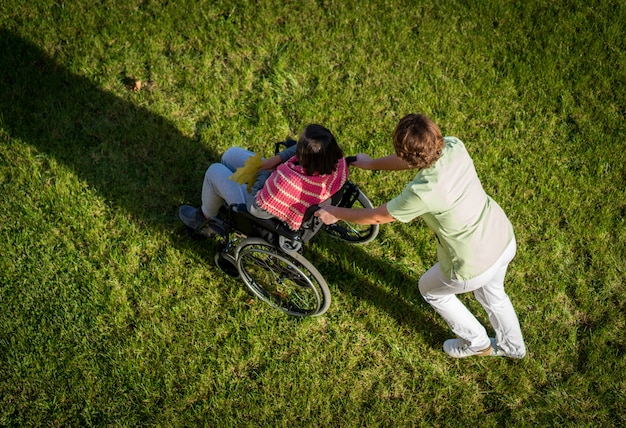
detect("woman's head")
[296,124,344,175]
[393,114,444,169]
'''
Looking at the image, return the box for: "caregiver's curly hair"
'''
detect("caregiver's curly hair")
[393,114,445,169]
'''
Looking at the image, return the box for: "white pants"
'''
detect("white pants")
[200,147,254,218]
[418,238,526,358]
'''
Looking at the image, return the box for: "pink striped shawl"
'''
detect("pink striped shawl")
[255,156,348,230]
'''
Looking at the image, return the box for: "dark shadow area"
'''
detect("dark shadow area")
[0,29,216,231]
[0,30,446,342]
[309,234,450,347]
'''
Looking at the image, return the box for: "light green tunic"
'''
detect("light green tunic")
[386,137,514,280]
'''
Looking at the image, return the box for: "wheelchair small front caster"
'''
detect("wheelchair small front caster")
[214,252,239,277]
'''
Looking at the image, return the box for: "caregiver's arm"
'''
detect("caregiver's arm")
[315,203,396,225]
[351,153,410,171]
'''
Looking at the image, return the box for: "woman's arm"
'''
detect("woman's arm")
[352,153,410,171]
[315,203,396,225]
[260,144,297,171]
[260,154,282,171]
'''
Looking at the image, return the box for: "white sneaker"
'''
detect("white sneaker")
[443,338,493,358]
[489,338,525,359]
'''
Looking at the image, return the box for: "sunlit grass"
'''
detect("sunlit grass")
[1,0,625,426]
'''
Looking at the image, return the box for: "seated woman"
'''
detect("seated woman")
[179,124,348,235]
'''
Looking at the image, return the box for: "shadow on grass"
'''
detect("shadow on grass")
[309,234,449,348]
[0,29,446,345]
[0,29,216,231]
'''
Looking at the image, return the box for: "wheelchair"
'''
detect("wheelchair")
[198,141,379,317]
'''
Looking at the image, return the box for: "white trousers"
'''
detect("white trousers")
[418,237,526,358]
[200,147,254,218]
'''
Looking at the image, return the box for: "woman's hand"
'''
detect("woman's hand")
[259,154,283,171]
[314,207,339,225]
[350,153,374,170]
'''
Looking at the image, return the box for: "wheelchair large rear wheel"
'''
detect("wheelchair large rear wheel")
[323,187,379,244]
[236,238,331,317]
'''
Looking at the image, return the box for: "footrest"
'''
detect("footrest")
[231,204,300,241]
[207,216,227,237]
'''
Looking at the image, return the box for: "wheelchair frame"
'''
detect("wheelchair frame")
[201,142,380,317]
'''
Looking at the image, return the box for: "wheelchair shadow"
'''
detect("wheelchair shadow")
[0,30,446,346]
[309,233,449,348]
[0,29,215,233]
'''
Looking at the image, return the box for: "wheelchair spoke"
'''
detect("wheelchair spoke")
[236,238,331,317]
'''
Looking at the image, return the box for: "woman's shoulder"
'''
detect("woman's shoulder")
[444,136,465,148]
[442,137,472,161]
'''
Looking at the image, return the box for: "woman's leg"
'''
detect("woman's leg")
[418,264,492,352]
[221,147,256,172]
[200,163,247,217]
[473,239,526,358]
[200,147,256,218]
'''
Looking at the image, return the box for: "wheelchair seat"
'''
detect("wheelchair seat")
[228,203,302,241]
[224,181,347,247]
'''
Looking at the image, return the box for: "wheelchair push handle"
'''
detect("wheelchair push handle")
[274,140,358,165]
[274,139,297,155]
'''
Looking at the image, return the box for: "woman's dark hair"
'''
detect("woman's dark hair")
[296,124,344,175]
[393,114,445,169]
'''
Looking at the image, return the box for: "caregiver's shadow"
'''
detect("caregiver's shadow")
[0,29,214,233]
[310,233,450,347]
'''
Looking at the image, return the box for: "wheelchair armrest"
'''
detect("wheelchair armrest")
[230,204,301,241]
[274,138,297,155]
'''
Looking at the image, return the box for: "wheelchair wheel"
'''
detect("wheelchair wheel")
[323,187,379,244]
[236,238,331,317]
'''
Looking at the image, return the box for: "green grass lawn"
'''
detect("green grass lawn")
[1,0,625,426]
